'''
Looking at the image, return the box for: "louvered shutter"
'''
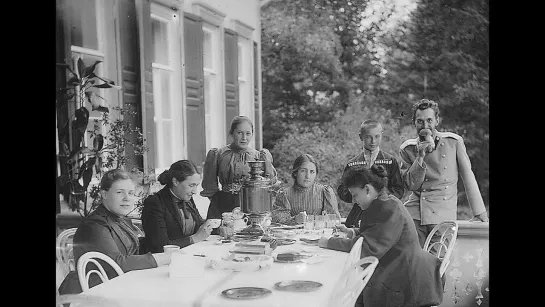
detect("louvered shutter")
[184,13,206,166]
[119,0,142,172]
[253,41,261,150]
[136,0,156,174]
[224,29,239,141]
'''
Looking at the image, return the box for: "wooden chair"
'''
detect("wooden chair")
[56,228,77,278]
[56,294,121,307]
[77,252,125,292]
[327,256,379,307]
[423,221,459,277]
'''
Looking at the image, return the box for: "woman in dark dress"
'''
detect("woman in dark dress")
[141,160,215,253]
[318,165,444,307]
[58,169,170,295]
[200,115,277,219]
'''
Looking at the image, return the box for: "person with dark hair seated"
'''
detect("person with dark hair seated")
[273,153,341,224]
[58,169,170,295]
[142,160,215,253]
[318,165,444,307]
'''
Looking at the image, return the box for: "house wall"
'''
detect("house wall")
[56,0,263,214]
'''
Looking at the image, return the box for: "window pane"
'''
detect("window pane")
[162,121,172,165]
[203,31,212,70]
[70,0,99,50]
[238,43,244,79]
[160,70,171,119]
[152,19,169,65]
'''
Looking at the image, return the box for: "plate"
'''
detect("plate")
[269,224,304,230]
[276,238,296,246]
[274,280,323,292]
[299,237,320,245]
[221,287,272,300]
[274,252,309,263]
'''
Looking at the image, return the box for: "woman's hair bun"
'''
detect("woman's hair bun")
[371,164,388,178]
[157,170,170,185]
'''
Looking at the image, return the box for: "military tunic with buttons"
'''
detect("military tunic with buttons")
[399,131,486,225]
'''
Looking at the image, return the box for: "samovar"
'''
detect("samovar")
[238,160,273,236]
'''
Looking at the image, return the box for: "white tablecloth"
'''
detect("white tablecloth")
[83,233,349,307]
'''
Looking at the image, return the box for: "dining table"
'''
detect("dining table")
[82,230,351,307]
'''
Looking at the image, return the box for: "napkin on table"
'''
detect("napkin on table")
[169,252,205,278]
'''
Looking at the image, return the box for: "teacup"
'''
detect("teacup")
[207,219,222,229]
[163,245,181,255]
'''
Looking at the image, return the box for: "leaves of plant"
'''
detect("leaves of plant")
[77,58,85,78]
[92,106,109,113]
[80,157,97,189]
[74,107,90,135]
[88,72,116,85]
[93,83,113,88]
[93,134,104,151]
[67,75,80,86]
[82,60,102,78]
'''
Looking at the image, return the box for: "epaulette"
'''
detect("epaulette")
[440,131,463,141]
[400,138,418,151]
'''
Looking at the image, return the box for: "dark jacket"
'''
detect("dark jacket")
[58,205,157,295]
[338,150,404,203]
[344,203,364,228]
[327,193,443,307]
[141,186,205,253]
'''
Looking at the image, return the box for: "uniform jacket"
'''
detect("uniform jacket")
[142,186,205,253]
[399,131,486,225]
[337,149,404,202]
[58,205,157,295]
[327,193,443,307]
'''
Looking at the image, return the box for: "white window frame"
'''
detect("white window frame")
[232,19,256,147]
[150,2,183,175]
[192,3,227,152]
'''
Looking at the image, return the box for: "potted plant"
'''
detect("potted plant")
[56,59,154,217]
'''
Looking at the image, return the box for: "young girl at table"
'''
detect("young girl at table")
[200,115,277,220]
[272,153,341,224]
[318,165,444,307]
[142,160,215,252]
[58,169,171,295]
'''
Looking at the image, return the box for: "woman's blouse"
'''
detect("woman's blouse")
[275,182,341,218]
[200,144,277,197]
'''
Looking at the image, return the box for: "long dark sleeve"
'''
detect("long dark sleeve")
[75,221,157,272]
[337,164,352,203]
[141,196,192,253]
[388,158,405,199]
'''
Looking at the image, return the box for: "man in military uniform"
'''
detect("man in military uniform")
[338,120,404,229]
[399,99,488,247]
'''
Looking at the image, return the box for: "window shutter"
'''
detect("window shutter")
[136,0,156,175]
[118,0,142,172]
[253,41,261,150]
[184,13,206,166]
[224,29,239,141]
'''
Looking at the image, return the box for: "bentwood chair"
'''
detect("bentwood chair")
[327,256,379,307]
[56,294,122,307]
[56,228,78,278]
[343,237,364,272]
[423,221,459,277]
[77,252,125,292]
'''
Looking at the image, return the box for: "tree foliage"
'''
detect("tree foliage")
[262,0,489,215]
